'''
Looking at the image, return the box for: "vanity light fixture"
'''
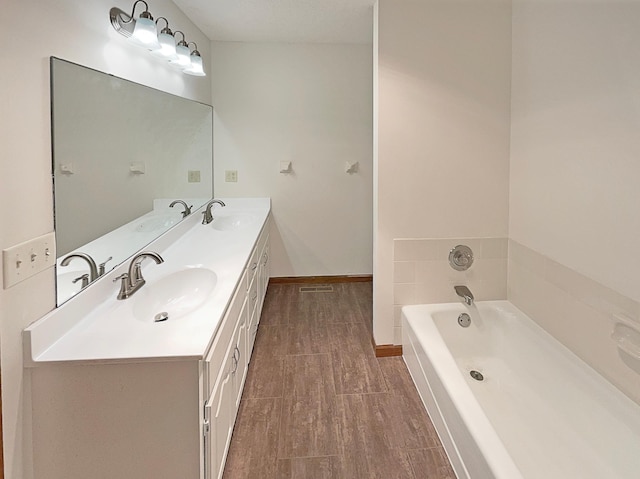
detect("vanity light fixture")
[151,17,177,60]
[184,42,206,76]
[109,1,206,76]
[169,31,191,69]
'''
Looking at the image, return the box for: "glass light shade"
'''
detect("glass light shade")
[169,44,191,69]
[184,54,206,76]
[130,15,159,49]
[151,32,177,60]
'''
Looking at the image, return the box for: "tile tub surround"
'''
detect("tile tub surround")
[393,237,508,344]
[508,240,640,405]
[223,282,455,478]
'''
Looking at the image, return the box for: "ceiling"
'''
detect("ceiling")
[172,0,375,44]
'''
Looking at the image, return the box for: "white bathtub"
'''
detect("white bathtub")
[402,300,640,479]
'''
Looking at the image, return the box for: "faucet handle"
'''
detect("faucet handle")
[114,273,130,300]
[72,273,90,288]
[113,273,128,283]
[98,256,113,276]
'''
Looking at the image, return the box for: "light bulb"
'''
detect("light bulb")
[151,31,177,60]
[130,12,159,49]
[184,54,205,76]
[169,43,191,69]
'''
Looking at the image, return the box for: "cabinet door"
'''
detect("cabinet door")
[204,347,234,479]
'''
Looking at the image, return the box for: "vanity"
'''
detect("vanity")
[24,198,271,479]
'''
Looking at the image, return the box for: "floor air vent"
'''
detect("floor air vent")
[299,286,334,293]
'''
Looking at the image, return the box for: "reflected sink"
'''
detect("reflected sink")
[134,212,182,233]
[211,214,256,231]
[132,268,217,322]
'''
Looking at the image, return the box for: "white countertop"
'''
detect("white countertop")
[24,198,271,365]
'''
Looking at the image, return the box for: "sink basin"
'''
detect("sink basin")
[134,212,182,233]
[132,268,217,322]
[211,214,256,231]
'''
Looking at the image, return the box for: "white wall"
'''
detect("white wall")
[375,0,512,345]
[510,0,640,302]
[211,42,373,277]
[509,0,640,401]
[0,1,211,477]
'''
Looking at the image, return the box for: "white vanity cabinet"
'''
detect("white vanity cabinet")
[27,205,271,479]
[203,273,250,479]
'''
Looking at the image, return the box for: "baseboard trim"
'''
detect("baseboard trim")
[373,343,403,358]
[269,275,373,284]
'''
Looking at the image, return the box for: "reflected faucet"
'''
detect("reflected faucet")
[61,253,99,282]
[454,285,474,306]
[202,199,226,225]
[114,251,164,300]
[170,200,192,218]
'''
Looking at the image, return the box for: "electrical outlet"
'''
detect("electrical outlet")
[188,170,201,183]
[3,232,56,289]
[225,170,238,182]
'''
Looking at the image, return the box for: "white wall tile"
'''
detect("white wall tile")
[394,239,441,261]
[393,282,416,305]
[508,241,640,403]
[393,305,403,327]
[393,261,415,283]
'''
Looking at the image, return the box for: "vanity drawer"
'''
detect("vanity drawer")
[204,270,247,396]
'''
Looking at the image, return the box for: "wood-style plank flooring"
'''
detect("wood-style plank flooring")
[223,282,455,479]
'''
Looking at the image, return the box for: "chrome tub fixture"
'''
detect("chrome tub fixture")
[454,285,474,306]
[449,244,474,271]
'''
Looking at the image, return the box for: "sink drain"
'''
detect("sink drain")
[154,312,169,322]
[470,370,484,381]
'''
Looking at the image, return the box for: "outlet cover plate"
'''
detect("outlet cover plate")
[225,170,238,182]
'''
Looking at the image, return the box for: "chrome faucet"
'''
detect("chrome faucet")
[202,199,226,225]
[169,200,192,218]
[61,252,99,282]
[114,251,164,300]
[454,285,474,306]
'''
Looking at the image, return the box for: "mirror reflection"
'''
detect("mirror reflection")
[51,57,213,305]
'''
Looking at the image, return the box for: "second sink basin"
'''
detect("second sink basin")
[132,268,217,323]
[211,214,256,231]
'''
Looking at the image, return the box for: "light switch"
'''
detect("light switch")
[3,232,56,289]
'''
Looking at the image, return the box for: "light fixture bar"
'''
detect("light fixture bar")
[109,1,205,76]
[110,7,136,37]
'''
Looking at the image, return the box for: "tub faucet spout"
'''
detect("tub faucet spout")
[454,285,474,306]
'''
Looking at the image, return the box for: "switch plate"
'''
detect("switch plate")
[2,232,56,289]
[188,170,201,183]
[225,170,238,182]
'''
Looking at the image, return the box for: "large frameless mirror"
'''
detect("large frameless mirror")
[51,57,213,305]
